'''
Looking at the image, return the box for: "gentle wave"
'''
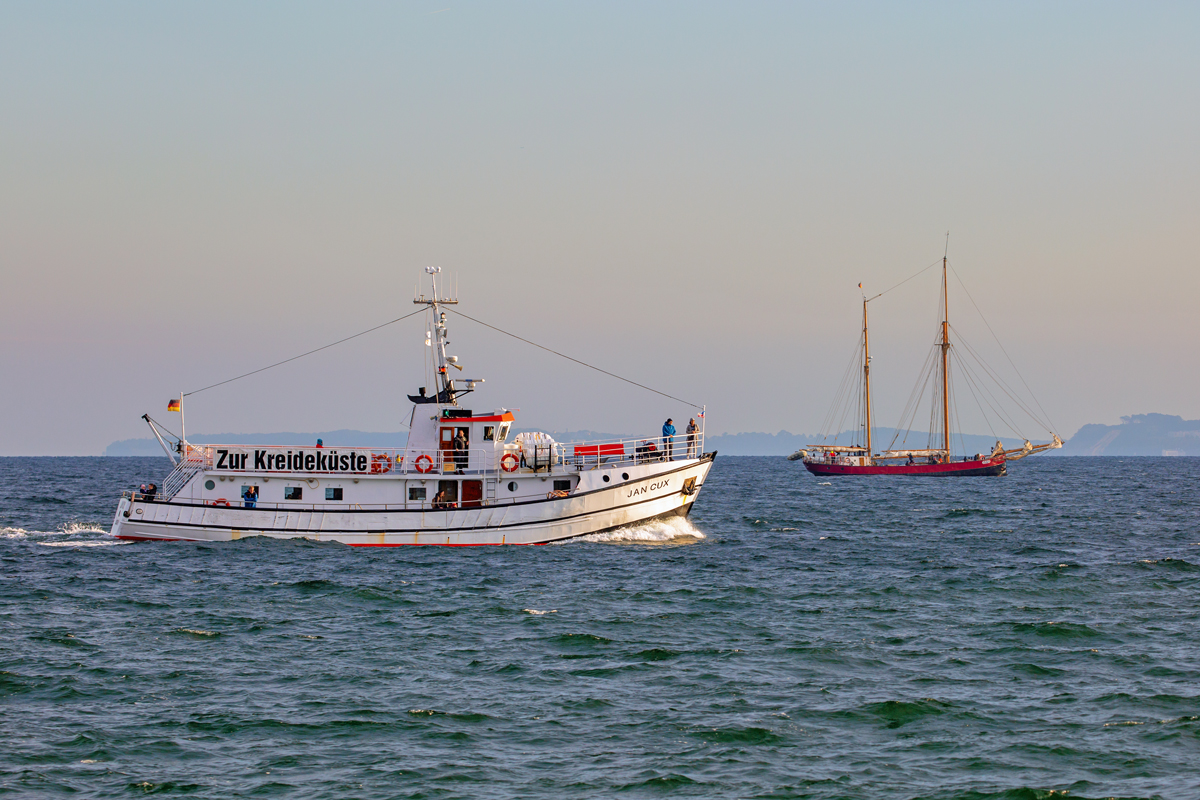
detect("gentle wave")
[4,455,1200,799]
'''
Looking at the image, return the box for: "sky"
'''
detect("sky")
[2,1,1198,455]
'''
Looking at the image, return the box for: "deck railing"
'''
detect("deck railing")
[145,424,706,492]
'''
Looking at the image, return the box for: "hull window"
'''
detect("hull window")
[284,487,302,500]
[409,487,427,502]
[325,487,343,501]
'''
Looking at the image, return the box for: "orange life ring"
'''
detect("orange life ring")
[500,452,520,473]
[211,498,230,507]
[370,453,392,474]
[415,454,435,473]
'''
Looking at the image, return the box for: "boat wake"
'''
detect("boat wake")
[1,522,126,546]
[575,516,706,545]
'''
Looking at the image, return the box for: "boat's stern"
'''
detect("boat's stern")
[110,494,131,539]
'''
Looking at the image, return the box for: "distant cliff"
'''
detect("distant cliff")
[1059,414,1200,456]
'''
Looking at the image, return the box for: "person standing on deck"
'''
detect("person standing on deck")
[453,429,468,474]
[685,418,698,458]
[662,418,676,460]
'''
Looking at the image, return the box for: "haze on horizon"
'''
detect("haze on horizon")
[2,1,1198,456]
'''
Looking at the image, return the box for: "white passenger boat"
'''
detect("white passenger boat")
[110,269,715,546]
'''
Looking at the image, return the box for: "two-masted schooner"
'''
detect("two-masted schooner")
[799,250,1061,476]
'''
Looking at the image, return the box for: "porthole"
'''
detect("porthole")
[508,481,517,492]
[602,475,610,483]
[621,472,629,481]
[205,480,215,490]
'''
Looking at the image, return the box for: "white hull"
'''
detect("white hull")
[111,455,714,546]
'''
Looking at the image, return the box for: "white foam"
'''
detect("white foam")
[522,609,557,615]
[576,516,706,544]
[59,522,107,535]
[2,522,110,541]
[38,540,130,547]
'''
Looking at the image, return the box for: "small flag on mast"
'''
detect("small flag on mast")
[167,399,181,412]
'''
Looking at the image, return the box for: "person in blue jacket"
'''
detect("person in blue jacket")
[662,418,676,460]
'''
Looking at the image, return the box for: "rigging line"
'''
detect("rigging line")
[954,343,1026,438]
[889,340,941,452]
[444,308,703,409]
[957,357,999,440]
[953,335,1034,432]
[827,334,864,445]
[819,335,860,440]
[886,344,938,452]
[184,308,427,397]
[951,327,1049,433]
[947,263,1058,432]
[864,259,942,303]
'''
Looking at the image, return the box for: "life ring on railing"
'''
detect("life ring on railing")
[370,453,392,474]
[211,498,230,507]
[500,453,520,473]
[414,454,435,473]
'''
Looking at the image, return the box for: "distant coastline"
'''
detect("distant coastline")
[98,414,1200,457]
[1054,413,1200,457]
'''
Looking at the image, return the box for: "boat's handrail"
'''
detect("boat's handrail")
[173,425,706,477]
[119,487,654,511]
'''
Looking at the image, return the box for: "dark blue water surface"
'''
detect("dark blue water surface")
[2,456,1198,799]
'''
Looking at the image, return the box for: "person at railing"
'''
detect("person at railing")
[139,483,158,502]
[316,438,324,448]
[686,418,698,458]
[242,485,258,508]
[662,418,675,460]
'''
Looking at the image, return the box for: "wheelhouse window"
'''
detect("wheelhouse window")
[496,423,510,442]
[483,426,495,441]
[325,487,343,501]
[284,487,303,500]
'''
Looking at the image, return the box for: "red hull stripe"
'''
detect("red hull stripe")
[804,458,1005,476]
[114,534,542,546]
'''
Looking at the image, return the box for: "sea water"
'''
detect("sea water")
[1,456,1197,799]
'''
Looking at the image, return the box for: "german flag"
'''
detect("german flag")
[167,399,181,412]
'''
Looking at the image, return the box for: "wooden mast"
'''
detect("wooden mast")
[940,251,951,455]
[863,296,872,457]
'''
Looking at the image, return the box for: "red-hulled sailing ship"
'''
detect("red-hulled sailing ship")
[798,248,1061,477]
